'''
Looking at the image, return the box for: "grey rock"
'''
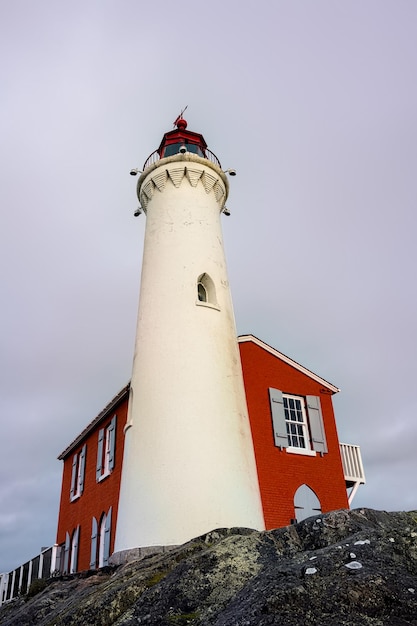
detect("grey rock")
[1,509,417,626]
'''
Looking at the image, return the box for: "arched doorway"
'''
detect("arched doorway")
[294,484,321,522]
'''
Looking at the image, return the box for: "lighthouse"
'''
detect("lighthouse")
[114,116,265,555]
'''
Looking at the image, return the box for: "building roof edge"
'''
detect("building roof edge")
[238,334,340,394]
[58,335,339,460]
[57,383,130,460]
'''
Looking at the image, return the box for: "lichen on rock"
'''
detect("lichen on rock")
[1,509,416,626]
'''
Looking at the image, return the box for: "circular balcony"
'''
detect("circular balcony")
[143,147,222,171]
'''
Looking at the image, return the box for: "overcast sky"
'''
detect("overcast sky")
[1,0,416,574]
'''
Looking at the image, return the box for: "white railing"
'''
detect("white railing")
[340,443,366,485]
[0,544,61,606]
[143,147,222,171]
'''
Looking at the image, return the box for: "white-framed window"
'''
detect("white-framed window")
[98,514,107,568]
[90,507,112,569]
[96,415,116,482]
[269,388,327,455]
[69,527,79,573]
[196,273,219,310]
[283,394,309,450]
[70,444,86,501]
[63,526,80,574]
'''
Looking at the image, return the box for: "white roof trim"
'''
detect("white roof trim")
[238,335,340,394]
[58,383,130,460]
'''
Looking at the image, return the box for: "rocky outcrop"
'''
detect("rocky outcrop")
[1,508,417,625]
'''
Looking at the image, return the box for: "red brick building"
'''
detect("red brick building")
[56,386,129,573]
[239,335,352,529]
[55,334,364,573]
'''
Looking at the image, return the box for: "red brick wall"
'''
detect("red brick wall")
[56,339,349,571]
[56,396,128,571]
[239,340,349,529]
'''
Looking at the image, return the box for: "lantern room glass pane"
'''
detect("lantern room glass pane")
[162,143,204,158]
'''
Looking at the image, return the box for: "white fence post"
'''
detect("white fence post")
[0,573,8,607]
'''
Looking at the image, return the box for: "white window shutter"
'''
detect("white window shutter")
[71,526,79,573]
[269,388,288,448]
[108,416,116,471]
[63,532,70,574]
[79,444,86,494]
[96,429,104,480]
[90,517,98,569]
[307,395,327,454]
[70,454,78,500]
[103,507,112,566]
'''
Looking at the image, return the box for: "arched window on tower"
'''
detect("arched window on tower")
[196,273,217,307]
[294,484,322,523]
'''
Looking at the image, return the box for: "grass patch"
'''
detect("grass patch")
[26,578,48,598]
[144,570,170,587]
[168,611,200,623]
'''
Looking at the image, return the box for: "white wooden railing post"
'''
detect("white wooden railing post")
[339,443,366,505]
[0,573,8,606]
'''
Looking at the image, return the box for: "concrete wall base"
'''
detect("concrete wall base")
[110,544,177,566]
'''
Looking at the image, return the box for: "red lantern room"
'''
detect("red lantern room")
[157,116,208,159]
[140,113,222,172]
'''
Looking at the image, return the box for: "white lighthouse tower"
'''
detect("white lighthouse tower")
[114,116,265,555]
